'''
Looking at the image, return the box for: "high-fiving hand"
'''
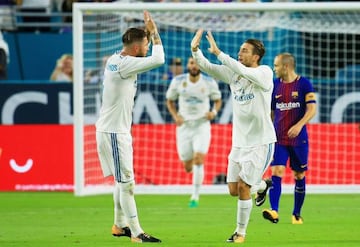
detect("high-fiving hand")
[191,29,221,56]
[205,31,221,56]
[191,29,204,51]
[144,10,157,34]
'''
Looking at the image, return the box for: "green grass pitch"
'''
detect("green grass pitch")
[1,192,360,246]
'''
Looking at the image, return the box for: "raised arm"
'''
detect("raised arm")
[191,29,233,84]
[217,53,273,91]
[120,11,164,76]
[144,10,162,46]
[205,31,273,91]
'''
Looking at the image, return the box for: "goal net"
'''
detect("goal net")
[73,2,360,196]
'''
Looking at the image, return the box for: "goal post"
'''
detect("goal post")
[73,2,360,196]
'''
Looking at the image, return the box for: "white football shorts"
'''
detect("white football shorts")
[176,119,211,161]
[227,143,274,186]
[96,131,134,183]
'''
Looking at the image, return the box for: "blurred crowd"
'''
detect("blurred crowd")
[0,0,332,82]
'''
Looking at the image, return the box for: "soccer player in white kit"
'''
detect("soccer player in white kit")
[191,29,277,244]
[166,57,222,208]
[95,11,164,243]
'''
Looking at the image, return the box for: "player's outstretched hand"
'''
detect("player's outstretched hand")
[191,29,204,52]
[144,10,157,34]
[205,31,221,56]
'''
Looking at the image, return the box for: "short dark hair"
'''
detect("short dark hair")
[122,27,148,46]
[245,39,265,63]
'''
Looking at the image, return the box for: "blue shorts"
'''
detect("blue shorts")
[271,143,309,172]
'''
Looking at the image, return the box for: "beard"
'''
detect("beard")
[188,68,200,77]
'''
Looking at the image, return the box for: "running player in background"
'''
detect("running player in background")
[166,57,222,208]
[260,53,316,225]
[95,10,164,243]
[191,29,276,244]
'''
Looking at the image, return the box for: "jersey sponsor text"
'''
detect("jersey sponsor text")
[276,101,300,111]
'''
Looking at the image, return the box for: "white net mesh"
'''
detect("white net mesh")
[74,3,360,195]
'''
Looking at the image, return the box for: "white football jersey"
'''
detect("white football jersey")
[96,45,164,133]
[166,73,221,121]
[192,49,277,147]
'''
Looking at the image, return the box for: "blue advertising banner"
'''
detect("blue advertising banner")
[0,83,73,124]
[0,81,359,124]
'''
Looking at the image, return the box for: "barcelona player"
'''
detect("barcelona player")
[259,53,316,224]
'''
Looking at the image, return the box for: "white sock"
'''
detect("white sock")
[191,164,204,201]
[119,182,143,236]
[113,183,127,228]
[235,199,252,237]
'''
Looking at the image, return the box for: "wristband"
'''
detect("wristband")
[151,32,160,40]
[212,109,217,116]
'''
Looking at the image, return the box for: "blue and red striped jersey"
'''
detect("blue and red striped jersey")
[271,76,316,146]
